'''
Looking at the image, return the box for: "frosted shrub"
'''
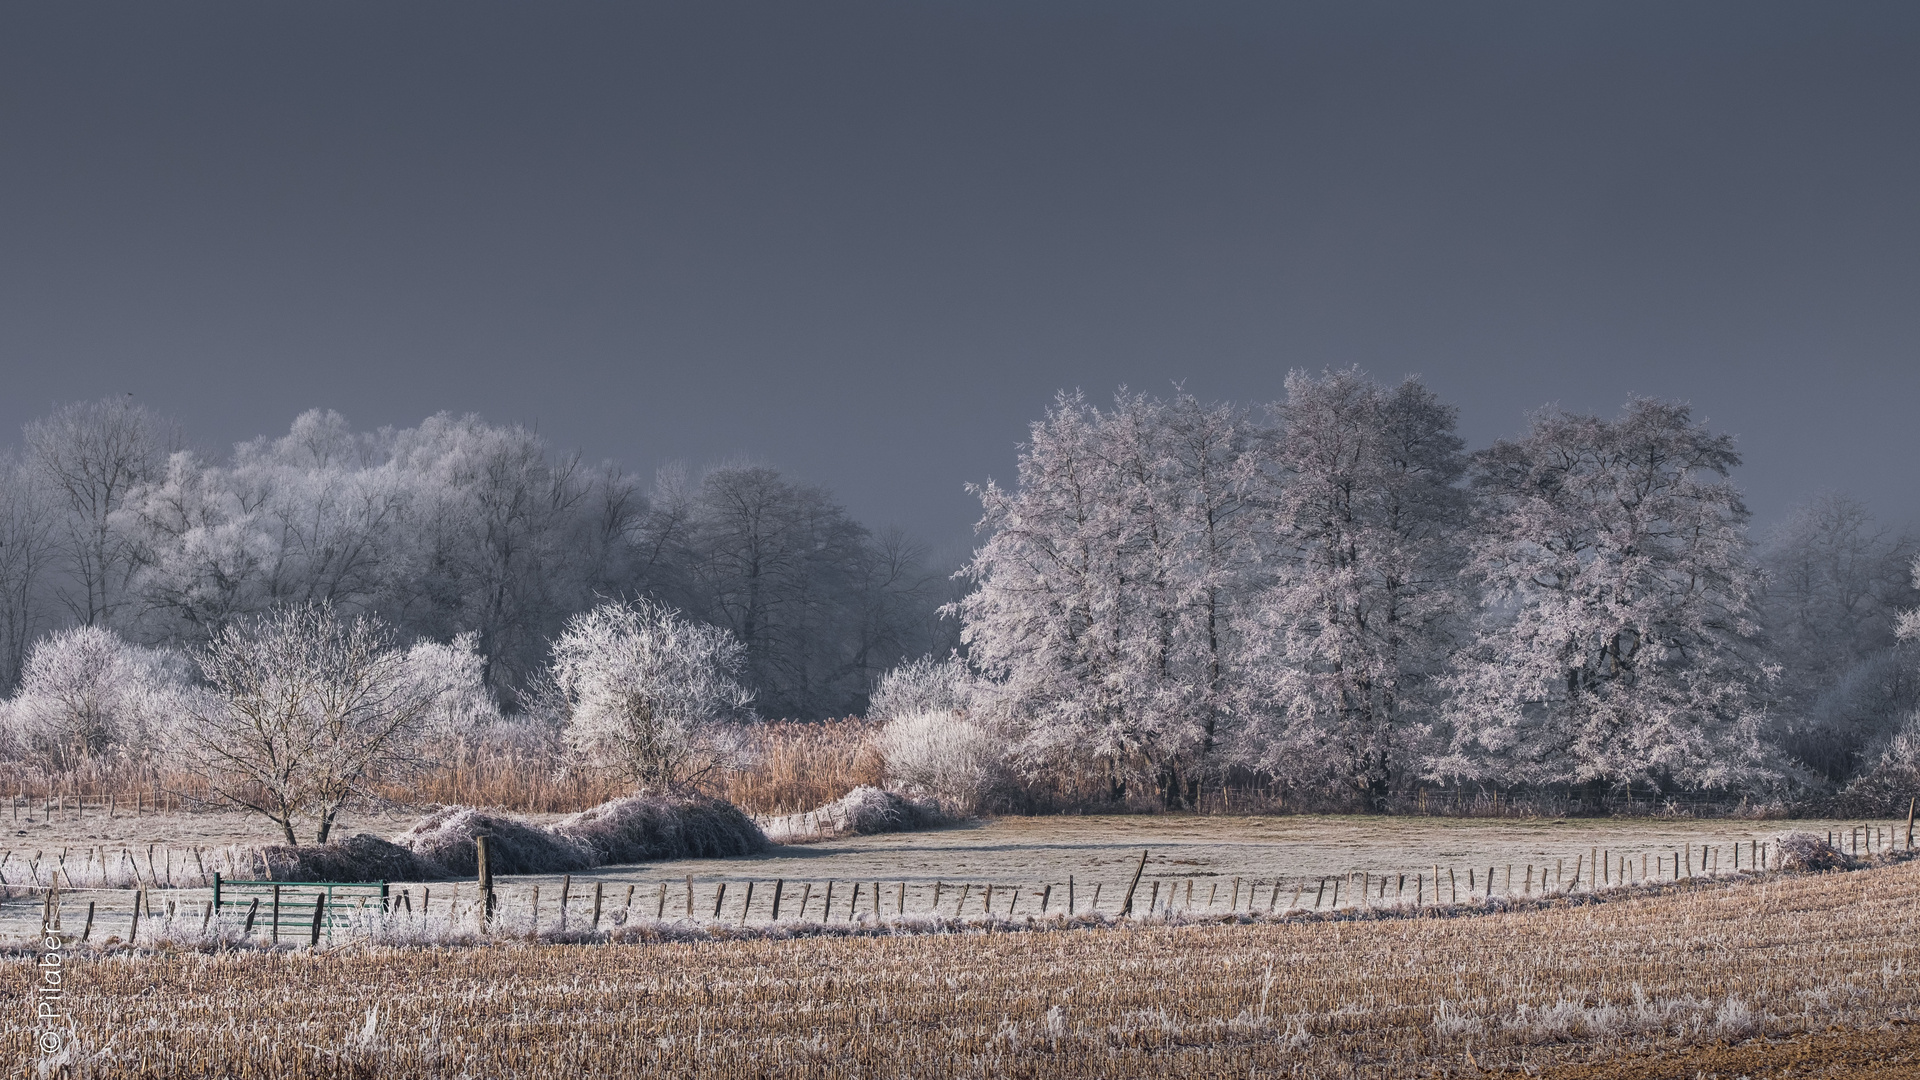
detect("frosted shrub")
[3,626,192,768]
[869,654,977,722]
[878,708,1007,815]
[550,599,756,791]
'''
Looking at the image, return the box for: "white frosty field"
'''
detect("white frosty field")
[9,811,1901,941]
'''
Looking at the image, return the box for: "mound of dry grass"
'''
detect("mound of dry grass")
[554,795,767,864]
[240,795,770,882]
[1772,831,1859,872]
[398,807,592,877]
[760,785,943,843]
[257,833,435,882]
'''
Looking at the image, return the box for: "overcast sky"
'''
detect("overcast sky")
[3,1,1916,550]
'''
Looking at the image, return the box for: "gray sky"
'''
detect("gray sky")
[4,1,1917,549]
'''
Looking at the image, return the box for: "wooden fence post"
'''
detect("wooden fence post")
[771,879,784,921]
[243,897,259,934]
[308,894,325,947]
[475,837,494,926]
[1121,850,1148,916]
[591,881,604,928]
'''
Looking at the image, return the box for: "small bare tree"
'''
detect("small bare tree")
[179,603,437,845]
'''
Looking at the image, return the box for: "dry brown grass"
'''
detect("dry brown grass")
[3,721,883,818]
[719,718,885,815]
[20,859,1920,1078]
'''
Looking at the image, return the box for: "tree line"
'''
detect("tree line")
[0,401,956,722]
[1,378,1912,816]
[948,371,1919,808]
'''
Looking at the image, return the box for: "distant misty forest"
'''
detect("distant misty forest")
[0,371,1915,808]
[0,400,962,721]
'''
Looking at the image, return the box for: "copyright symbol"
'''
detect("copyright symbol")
[38,1029,63,1055]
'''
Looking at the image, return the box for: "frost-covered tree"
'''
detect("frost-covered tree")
[1438,398,1769,794]
[123,413,410,637]
[401,632,503,742]
[179,603,438,845]
[0,455,57,689]
[122,410,650,701]
[956,391,1270,804]
[2,626,191,769]
[871,655,1007,813]
[642,463,943,719]
[549,599,756,790]
[1758,493,1919,782]
[1251,370,1467,807]
[24,398,169,628]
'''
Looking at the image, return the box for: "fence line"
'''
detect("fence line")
[18,824,1910,949]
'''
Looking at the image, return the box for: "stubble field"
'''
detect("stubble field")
[15,855,1920,1078]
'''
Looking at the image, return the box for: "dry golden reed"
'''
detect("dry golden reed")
[6,720,882,817]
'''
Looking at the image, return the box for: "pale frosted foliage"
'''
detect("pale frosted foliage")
[23,396,168,627]
[1758,493,1918,782]
[868,654,978,722]
[402,632,503,741]
[179,603,439,846]
[1898,556,1920,644]
[122,409,645,698]
[1438,399,1769,789]
[1249,369,1467,803]
[878,708,1008,814]
[955,391,1268,802]
[2,625,191,768]
[550,599,755,790]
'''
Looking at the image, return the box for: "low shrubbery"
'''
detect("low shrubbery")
[257,794,770,881]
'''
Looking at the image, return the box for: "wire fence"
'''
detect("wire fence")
[18,822,1909,950]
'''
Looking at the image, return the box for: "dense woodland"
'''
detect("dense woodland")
[0,401,957,721]
[0,377,1915,815]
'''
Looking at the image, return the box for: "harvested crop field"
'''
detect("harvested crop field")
[17,858,1920,1078]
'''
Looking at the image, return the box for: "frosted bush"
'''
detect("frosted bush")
[402,632,503,742]
[3,626,193,768]
[550,599,756,791]
[868,654,978,723]
[878,708,1008,815]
